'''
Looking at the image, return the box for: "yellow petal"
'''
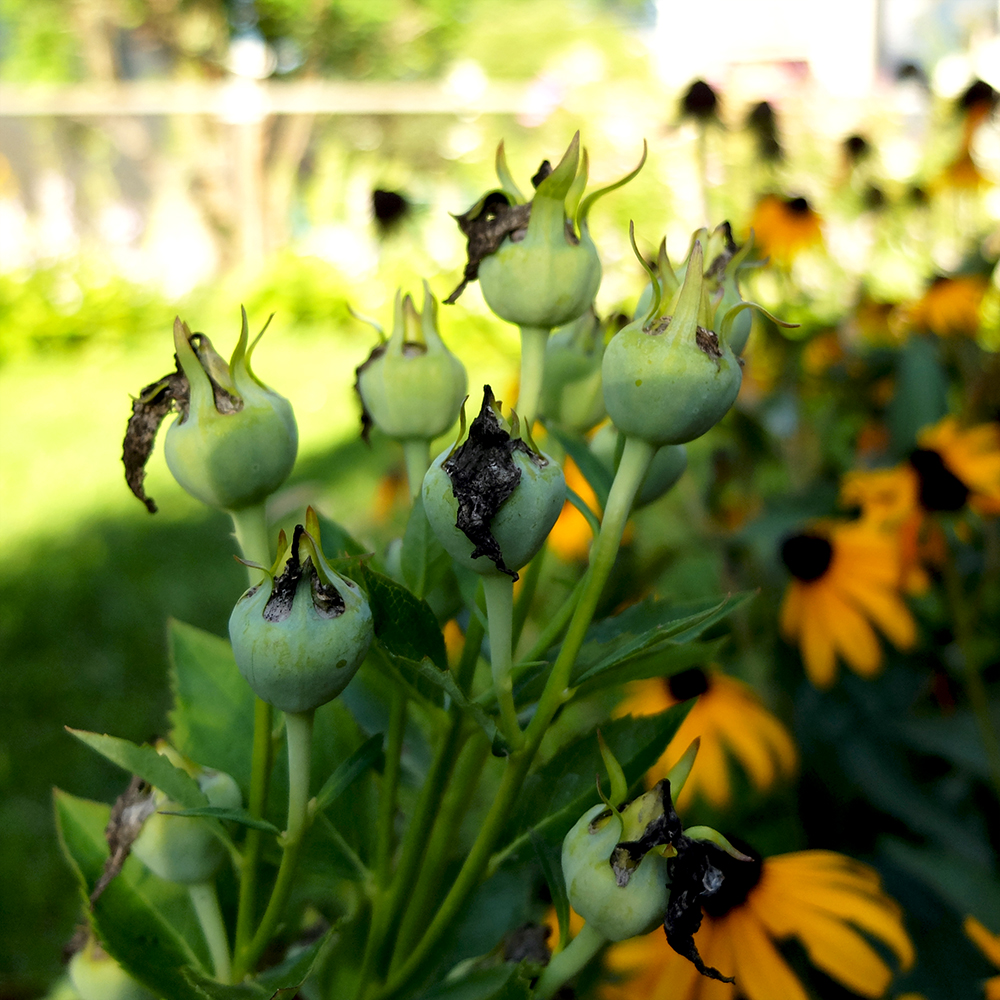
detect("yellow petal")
[719,709,777,790]
[837,573,916,651]
[780,582,803,638]
[824,589,883,677]
[799,586,838,687]
[987,975,1000,1000]
[725,906,809,1000]
[966,916,1000,968]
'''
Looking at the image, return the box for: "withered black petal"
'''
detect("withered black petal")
[442,386,522,579]
[445,193,532,304]
[264,524,344,622]
[354,343,386,444]
[122,363,189,514]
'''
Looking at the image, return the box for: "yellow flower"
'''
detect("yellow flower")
[779,520,916,688]
[548,457,600,562]
[965,915,1000,999]
[934,149,989,193]
[906,275,988,338]
[749,194,823,266]
[601,847,914,1000]
[918,418,1000,516]
[616,669,797,809]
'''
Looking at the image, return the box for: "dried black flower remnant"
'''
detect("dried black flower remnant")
[264,525,345,623]
[442,386,526,579]
[372,189,409,233]
[91,774,156,904]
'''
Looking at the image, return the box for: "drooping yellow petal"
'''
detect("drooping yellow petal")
[837,571,917,651]
[824,589,883,677]
[719,707,777,790]
[725,906,810,1000]
[743,702,799,776]
[987,975,1000,1000]
[693,917,737,1000]
[966,916,1000,968]
[682,725,731,809]
[780,581,803,638]
[799,585,839,687]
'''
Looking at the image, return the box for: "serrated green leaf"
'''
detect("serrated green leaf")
[167,619,255,793]
[65,729,208,808]
[160,806,280,835]
[54,789,210,1000]
[357,563,448,670]
[314,734,384,812]
[493,705,690,866]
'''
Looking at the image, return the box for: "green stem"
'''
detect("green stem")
[228,505,276,960]
[401,439,431,501]
[456,603,486,694]
[391,731,491,961]
[943,546,1000,802]
[512,546,545,654]
[518,573,587,666]
[234,708,314,979]
[481,572,523,750]
[189,881,233,983]
[375,690,408,886]
[374,436,654,999]
[518,325,550,428]
[534,922,607,999]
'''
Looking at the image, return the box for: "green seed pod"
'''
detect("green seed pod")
[539,308,607,433]
[229,511,373,713]
[561,803,669,942]
[422,387,566,579]
[130,745,241,885]
[603,226,742,446]
[68,932,157,1000]
[590,423,687,508]
[355,283,467,443]
[124,310,298,514]
[446,135,646,330]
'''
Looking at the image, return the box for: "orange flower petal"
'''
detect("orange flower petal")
[966,916,1000,968]
[725,906,809,1000]
[837,572,917,650]
[798,585,839,687]
[824,589,883,677]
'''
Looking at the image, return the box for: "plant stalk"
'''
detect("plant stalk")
[189,880,233,983]
[518,325,550,428]
[401,439,431,501]
[534,922,606,999]
[481,572,523,749]
[375,689,408,886]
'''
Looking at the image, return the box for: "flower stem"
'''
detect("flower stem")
[512,546,545,653]
[943,546,1000,803]
[375,689,408,886]
[401,439,431,501]
[374,436,654,999]
[228,504,276,960]
[189,881,232,983]
[518,325,550,427]
[481,572,523,750]
[534,922,607,999]
[233,708,314,979]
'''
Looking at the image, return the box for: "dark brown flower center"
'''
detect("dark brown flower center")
[682,79,718,120]
[787,196,811,215]
[701,837,764,917]
[781,533,833,581]
[908,448,969,512]
[667,667,710,701]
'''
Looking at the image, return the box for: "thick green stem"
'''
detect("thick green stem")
[391,731,491,961]
[535,922,607,999]
[512,546,545,654]
[228,504,276,959]
[943,547,1000,802]
[481,572,523,750]
[234,709,314,979]
[189,881,232,983]
[374,436,654,999]
[375,690,408,886]
[518,325,550,428]
[401,439,431,501]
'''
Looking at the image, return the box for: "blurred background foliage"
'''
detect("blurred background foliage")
[2,0,1000,997]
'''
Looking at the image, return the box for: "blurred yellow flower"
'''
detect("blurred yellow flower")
[750,194,823,266]
[548,457,599,562]
[780,521,916,687]
[616,668,797,809]
[601,848,914,1000]
[964,915,1000,999]
[906,275,988,338]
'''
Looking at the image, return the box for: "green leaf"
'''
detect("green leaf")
[168,619,256,793]
[316,512,370,558]
[531,830,569,950]
[887,334,947,458]
[65,729,208,808]
[413,962,532,1000]
[356,563,448,670]
[314,733,385,812]
[255,927,335,990]
[160,806,281,835]
[54,789,210,1000]
[545,425,613,509]
[400,493,456,603]
[495,706,690,864]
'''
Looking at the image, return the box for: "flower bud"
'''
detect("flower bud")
[229,511,373,713]
[539,308,607,432]
[590,423,687,508]
[447,135,645,330]
[130,744,241,885]
[355,283,467,443]
[123,309,298,514]
[422,387,566,579]
[603,226,743,446]
[68,932,157,1000]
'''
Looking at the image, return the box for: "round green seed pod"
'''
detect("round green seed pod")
[131,763,241,885]
[69,934,157,1000]
[562,804,669,942]
[229,520,373,713]
[590,424,687,508]
[539,309,606,433]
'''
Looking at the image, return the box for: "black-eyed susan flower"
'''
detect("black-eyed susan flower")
[779,520,916,688]
[600,845,914,1000]
[749,194,823,267]
[616,668,797,809]
[964,915,1000,999]
[906,275,989,338]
